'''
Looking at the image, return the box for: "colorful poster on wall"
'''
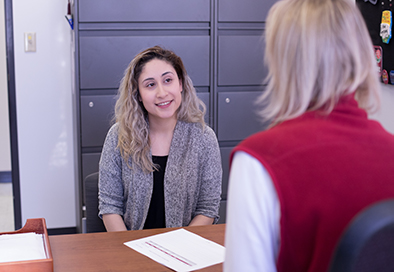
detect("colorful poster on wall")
[375,45,383,76]
[381,10,392,44]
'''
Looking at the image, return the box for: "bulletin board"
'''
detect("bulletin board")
[356,0,394,84]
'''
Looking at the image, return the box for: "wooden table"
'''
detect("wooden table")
[49,224,225,272]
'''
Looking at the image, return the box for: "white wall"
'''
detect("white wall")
[369,84,394,134]
[0,0,11,172]
[13,0,76,228]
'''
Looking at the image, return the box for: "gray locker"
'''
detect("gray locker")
[79,0,210,23]
[80,95,116,147]
[217,200,227,224]
[218,0,277,22]
[217,91,267,141]
[82,153,101,183]
[218,35,267,86]
[79,36,210,89]
[197,92,210,125]
[220,147,232,200]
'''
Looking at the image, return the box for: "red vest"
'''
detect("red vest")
[232,96,394,272]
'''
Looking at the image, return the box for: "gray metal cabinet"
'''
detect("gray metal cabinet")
[197,92,211,125]
[81,153,101,183]
[80,95,116,148]
[217,91,266,141]
[74,0,274,231]
[218,0,277,22]
[218,200,227,224]
[215,0,272,216]
[218,91,269,204]
[218,36,267,86]
[220,147,232,200]
[79,36,210,89]
[79,0,210,22]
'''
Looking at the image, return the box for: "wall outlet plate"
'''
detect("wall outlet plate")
[24,32,36,52]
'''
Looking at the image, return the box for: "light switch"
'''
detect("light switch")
[24,32,36,52]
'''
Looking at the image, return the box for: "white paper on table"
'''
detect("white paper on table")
[0,232,47,263]
[124,228,225,272]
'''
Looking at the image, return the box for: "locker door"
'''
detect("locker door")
[217,91,268,141]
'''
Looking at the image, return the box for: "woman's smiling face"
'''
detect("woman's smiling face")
[138,58,182,123]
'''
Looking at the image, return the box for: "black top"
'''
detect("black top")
[143,155,168,229]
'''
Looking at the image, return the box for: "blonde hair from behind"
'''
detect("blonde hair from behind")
[259,0,380,126]
[114,46,206,173]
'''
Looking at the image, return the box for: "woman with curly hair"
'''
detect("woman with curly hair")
[98,46,222,231]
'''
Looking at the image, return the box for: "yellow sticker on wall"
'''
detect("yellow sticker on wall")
[381,10,392,44]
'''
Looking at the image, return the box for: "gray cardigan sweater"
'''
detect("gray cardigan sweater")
[98,121,222,230]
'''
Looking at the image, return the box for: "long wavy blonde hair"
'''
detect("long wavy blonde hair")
[114,46,206,173]
[259,0,380,126]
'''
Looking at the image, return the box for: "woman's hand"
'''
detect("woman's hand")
[102,214,128,232]
[188,214,214,226]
